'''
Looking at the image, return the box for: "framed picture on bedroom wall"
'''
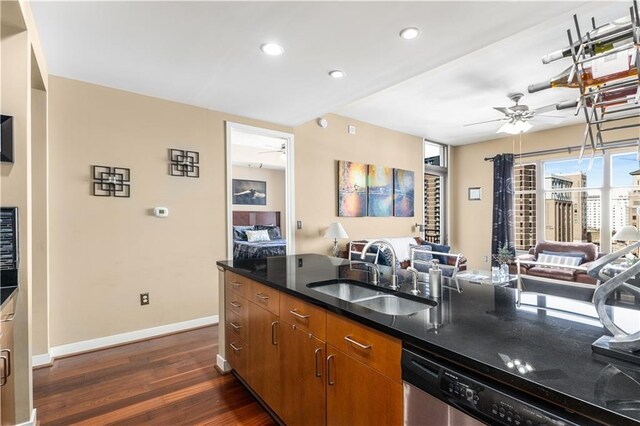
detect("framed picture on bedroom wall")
[232,179,267,205]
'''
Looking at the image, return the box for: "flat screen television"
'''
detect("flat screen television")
[1,115,14,163]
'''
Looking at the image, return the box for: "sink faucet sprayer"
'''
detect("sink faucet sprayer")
[360,239,399,290]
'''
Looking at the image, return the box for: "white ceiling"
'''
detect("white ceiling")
[230,129,287,170]
[31,1,629,145]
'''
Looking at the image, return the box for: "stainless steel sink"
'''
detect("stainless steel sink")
[308,281,434,315]
[353,295,432,316]
[309,282,384,302]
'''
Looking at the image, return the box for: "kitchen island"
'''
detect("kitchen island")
[216,254,640,425]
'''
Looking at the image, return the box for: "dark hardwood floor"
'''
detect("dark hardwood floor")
[33,325,276,425]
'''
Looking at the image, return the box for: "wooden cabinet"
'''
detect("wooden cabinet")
[279,322,326,426]
[0,295,16,426]
[326,346,403,426]
[223,271,403,425]
[247,300,281,415]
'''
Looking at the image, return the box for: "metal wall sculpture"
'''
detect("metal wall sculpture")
[92,165,131,197]
[169,149,199,178]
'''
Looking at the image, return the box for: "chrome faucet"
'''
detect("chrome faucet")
[361,239,398,290]
[365,263,380,285]
[406,266,419,295]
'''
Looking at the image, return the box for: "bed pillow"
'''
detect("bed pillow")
[246,229,271,242]
[541,250,585,265]
[255,224,282,240]
[233,226,255,241]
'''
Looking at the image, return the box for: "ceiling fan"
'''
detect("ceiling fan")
[259,143,287,160]
[464,93,564,135]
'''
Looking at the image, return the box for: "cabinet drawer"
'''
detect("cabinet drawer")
[226,292,249,320]
[226,271,250,299]
[226,328,249,379]
[280,292,326,340]
[226,309,248,343]
[250,281,279,315]
[326,312,401,383]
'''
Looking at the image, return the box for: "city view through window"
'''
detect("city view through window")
[514,152,640,252]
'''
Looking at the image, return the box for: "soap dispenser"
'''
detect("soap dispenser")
[429,259,442,299]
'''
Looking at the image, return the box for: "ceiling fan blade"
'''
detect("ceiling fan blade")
[532,104,558,114]
[533,115,565,125]
[463,118,509,127]
[493,107,511,116]
[535,114,565,119]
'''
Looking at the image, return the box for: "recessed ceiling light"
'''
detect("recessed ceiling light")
[260,43,284,56]
[399,27,420,40]
[329,70,345,79]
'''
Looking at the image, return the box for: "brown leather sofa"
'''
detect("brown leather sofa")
[513,241,604,285]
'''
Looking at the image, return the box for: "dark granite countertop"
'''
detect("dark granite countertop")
[217,254,640,425]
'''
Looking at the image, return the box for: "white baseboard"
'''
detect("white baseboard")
[217,353,231,373]
[32,353,52,368]
[15,408,37,426]
[33,316,218,366]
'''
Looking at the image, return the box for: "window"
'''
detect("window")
[543,157,603,246]
[423,141,446,244]
[611,152,640,251]
[514,164,536,251]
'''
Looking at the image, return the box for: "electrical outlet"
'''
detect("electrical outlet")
[297,220,303,230]
[483,255,489,263]
[140,293,149,305]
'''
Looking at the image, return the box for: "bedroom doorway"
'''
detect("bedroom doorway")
[225,122,295,260]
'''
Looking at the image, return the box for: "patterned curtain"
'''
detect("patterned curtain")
[491,154,516,265]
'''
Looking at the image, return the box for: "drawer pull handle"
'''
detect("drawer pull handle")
[230,342,242,352]
[230,322,242,330]
[230,281,242,287]
[271,321,278,345]
[327,354,335,386]
[289,309,310,319]
[256,293,270,301]
[230,301,242,308]
[314,347,322,378]
[344,335,372,350]
[1,313,15,323]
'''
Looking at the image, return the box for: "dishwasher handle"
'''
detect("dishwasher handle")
[401,349,444,396]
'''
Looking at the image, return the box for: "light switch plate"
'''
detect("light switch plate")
[348,125,356,135]
[297,220,303,230]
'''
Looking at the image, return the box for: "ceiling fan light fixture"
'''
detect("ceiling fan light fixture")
[498,120,532,135]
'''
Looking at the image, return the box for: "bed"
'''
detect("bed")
[232,211,287,260]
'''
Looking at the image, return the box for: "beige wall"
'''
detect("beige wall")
[294,113,424,255]
[232,166,286,237]
[451,121,640,270]
[47,76,291,347]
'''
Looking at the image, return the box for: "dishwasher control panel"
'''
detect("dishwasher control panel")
[440,370,576,426]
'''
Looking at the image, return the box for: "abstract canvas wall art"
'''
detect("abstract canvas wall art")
[338,161,367,217]
[393,169,415,217]
[233,179,267,205]
[367,165,393,217]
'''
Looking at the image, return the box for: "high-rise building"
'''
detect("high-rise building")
[544,172,587,242]
[514,164,536,250]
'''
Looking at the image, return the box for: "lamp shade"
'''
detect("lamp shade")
[325,222,348,239]
[613,225,640,242]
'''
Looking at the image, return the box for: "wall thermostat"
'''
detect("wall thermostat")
[153,207,169,218]
[317,118,328,128]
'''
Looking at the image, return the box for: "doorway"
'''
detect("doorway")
[225,122,295,260]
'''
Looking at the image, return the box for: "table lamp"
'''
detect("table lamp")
[325,222,348,257]
[613,225,640,263]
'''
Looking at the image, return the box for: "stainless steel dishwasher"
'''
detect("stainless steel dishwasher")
[402,346,581,426]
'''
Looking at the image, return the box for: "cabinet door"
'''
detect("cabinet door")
[326,347,402,426]
[248,302,281,415]
[280,322,326,426]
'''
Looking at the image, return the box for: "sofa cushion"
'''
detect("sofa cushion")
[533,241,598,262]
[537,253,582,268]
[527,266,576,281]
[410,244,434,263]
[422,242,450,264]
[542,250,585,264]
